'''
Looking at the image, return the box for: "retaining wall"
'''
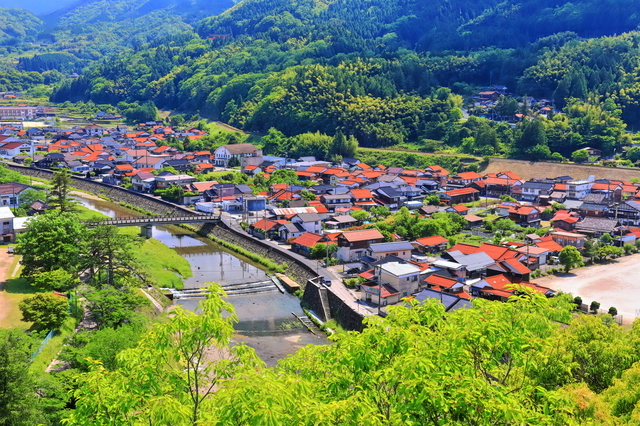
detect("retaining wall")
[6,164,197,217]
[302,281,365,331]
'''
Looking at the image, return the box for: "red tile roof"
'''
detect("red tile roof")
[415,235,449,246]
[292,232,324,248]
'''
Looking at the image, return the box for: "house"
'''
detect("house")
[440,250,495,279]
[446,171,483,188]
[131,172,156,192]
[566,179,594,199]
[321,193,352,211]
[375,187,407,209]
[440,188,479,205]
[349,189,376,209]
[154,174,196,189]
[464,214,484,228]
[365,241,414,261]
[515,246,549,269]
[250,219,282,239]
[359,282,401,306]
[291,213,322,234]
[551,231,587,249]
[0,206,14,242]
[0,182,31,208]
[336,229,385,262]
[579,203,609,218]
[413,288,472,311]
[324,214,358,229]
[278,222,306,241]
[551,210,581,231]
[379,261,423,298]
[413,235,449,253]
[446,204,469,215]
[214,143,261,167]
[520,181,553,202]
[291,232,325,257]
[507,204,541,227]
[575,217,620,238]
[0,142,32,158]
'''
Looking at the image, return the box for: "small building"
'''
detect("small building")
[365,241,414,261]
[550,231,587,249]
[413,235,449,253]
[379,261,423,298]
[336,229,385,262]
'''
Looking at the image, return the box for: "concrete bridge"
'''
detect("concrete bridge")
[87,215,221,237]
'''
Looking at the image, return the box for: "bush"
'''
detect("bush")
[574,296,582,306]
[590,301,601,314]
[608,306,618,316]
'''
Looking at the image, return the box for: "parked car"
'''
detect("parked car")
[321,277,332,286]
[7,246,14,254]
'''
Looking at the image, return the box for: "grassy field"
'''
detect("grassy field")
[29,315,78,373]
[0,274,36,330]
[484,158,640,181]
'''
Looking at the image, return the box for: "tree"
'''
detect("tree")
[16,212,86,276]
[309,242,337,260]
[558,245,582,273]
[571,149,589,163]
[19,293,69,332]
[573,296,582,307]
[424,194,441,205]
[590,300,601,314]
[495,218,515,231]
[370,205,391,220]
[600,232,614,245]
[69,285,262,425]
[84,287,146,329]
[350,210,370,224]
[81,225,142,286]
[32,269,80,292]
[608,307,618,316]
[17,188,45,211]
[0,329,39,425]
[48,169,76,212]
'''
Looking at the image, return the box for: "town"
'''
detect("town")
[0,119,636,321]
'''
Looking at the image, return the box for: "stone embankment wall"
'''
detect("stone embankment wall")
[197,223,317,285]
[6,164,196,217]
[301,281,365,332]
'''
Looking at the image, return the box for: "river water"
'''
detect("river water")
[75,197,328,366]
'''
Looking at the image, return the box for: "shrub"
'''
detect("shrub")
[590,301,600,314]
[574,296,582,306]
[608,306,618,316]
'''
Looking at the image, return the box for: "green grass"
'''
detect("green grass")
[29,315,78,373]
[134,238,192,289]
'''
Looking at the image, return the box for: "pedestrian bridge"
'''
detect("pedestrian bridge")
[86,215,220,237]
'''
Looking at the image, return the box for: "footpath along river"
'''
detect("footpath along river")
[74,196,328,366]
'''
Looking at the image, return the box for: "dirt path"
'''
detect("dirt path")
[538,254,640,323]
[0,249,17,324]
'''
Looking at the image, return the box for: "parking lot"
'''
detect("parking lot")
[538,254,640,324]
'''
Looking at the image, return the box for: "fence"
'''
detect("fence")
[30,329,55,362]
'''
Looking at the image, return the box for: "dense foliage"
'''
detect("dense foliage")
[59,288,640,425]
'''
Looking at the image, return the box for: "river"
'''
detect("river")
[74,196,328,366]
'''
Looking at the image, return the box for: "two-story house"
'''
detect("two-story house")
[213,143,261,167]
[321,193,352,212]
[291,213,322,234]
[336,229,384,262]
[349,189,376,209]
[520,181,553,202]
[507,204,541,227]
[154,174,196,189]
[379,261,423,298]
[566,179,594,199]
[365,241,414,261]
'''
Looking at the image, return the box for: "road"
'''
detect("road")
[538,254,640,323]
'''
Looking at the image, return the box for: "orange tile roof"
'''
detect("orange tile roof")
[415,235,448,246]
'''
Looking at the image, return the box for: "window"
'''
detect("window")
[412,275,417,282]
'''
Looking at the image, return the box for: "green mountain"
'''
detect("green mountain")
[0,8,42,42]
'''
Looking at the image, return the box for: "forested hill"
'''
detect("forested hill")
[0,8,42,42]
[199,0,640,51]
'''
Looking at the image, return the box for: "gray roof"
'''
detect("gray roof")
[576,217,619,233]
[328,215,357,223]
[445,251,495,271]
[522,181,553,190]
[368,241,414,253]
[582,193,607,204]
[580,203,608,212]
[563,200,583,210]
[413,289,472,312]
[295,213,321,222]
